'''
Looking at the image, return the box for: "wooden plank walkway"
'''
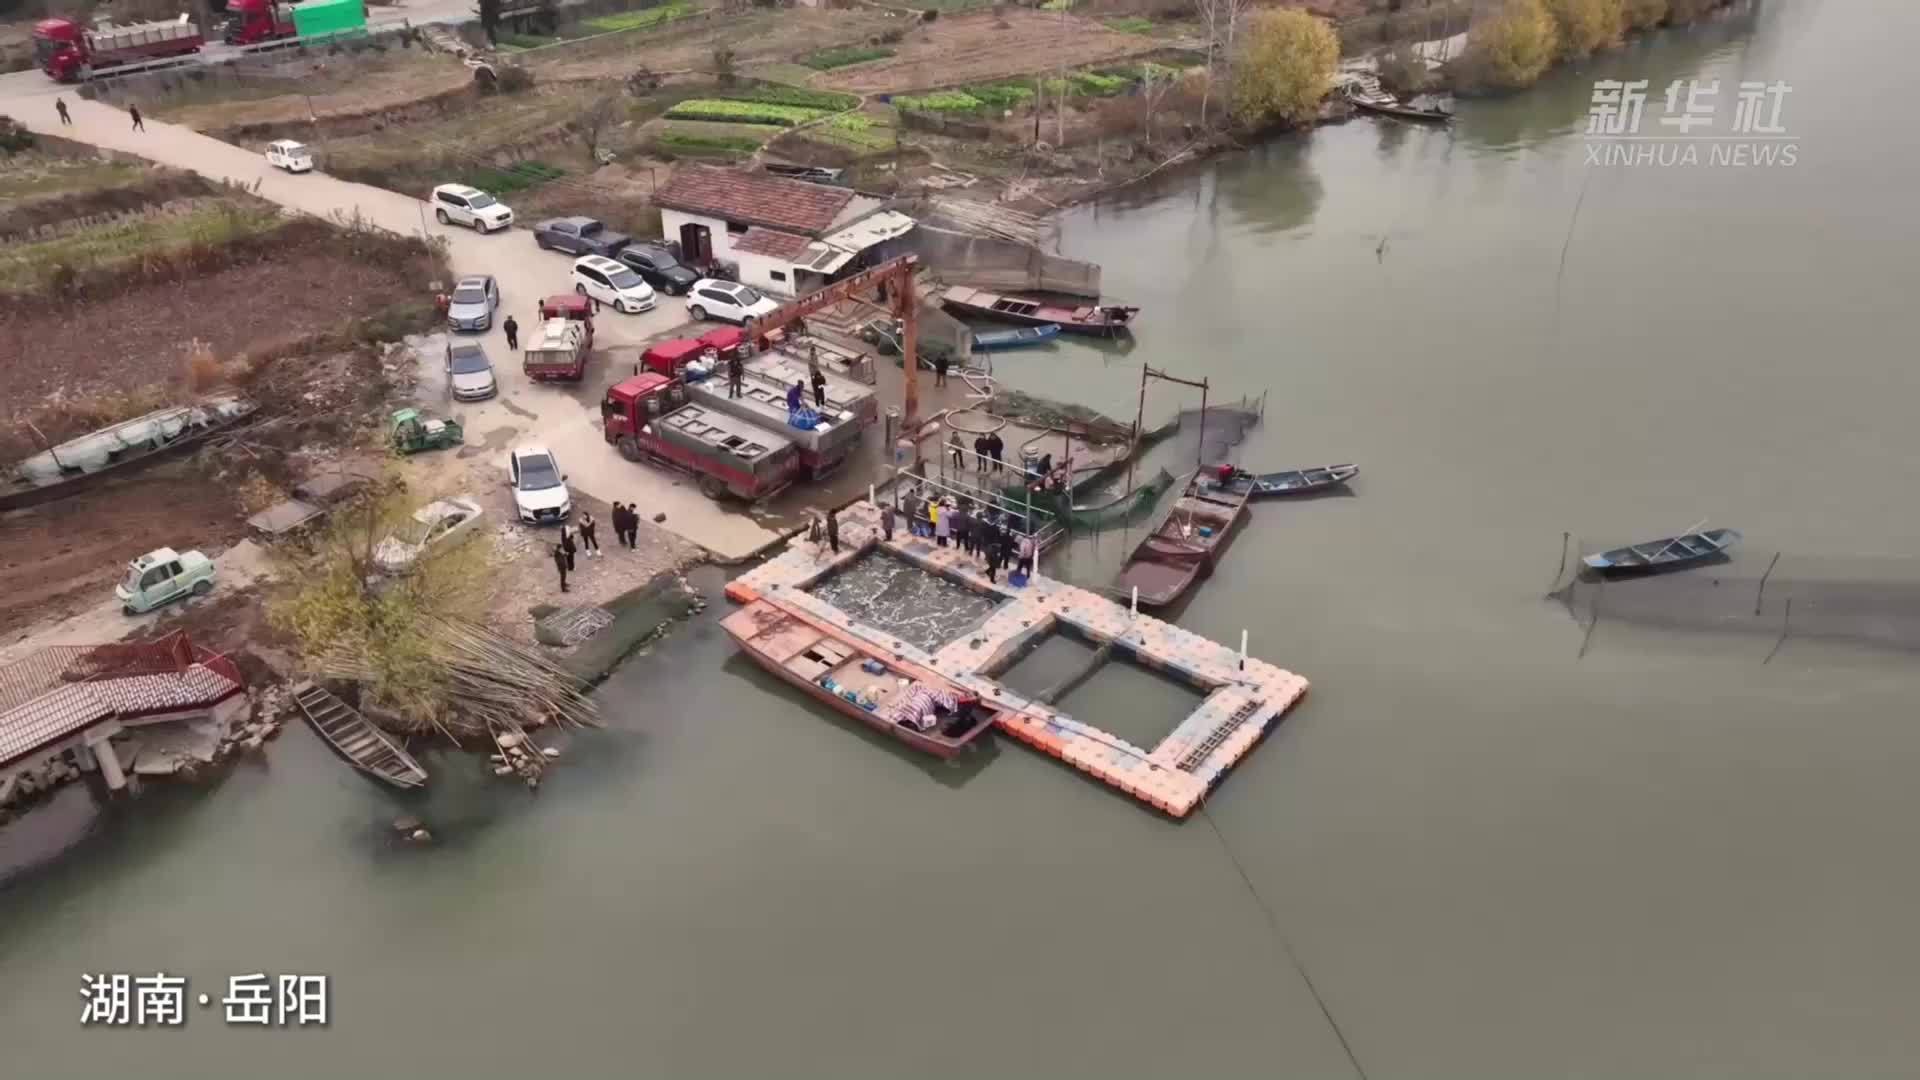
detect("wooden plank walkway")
[292,681,428,789]
[725,501,1308,817]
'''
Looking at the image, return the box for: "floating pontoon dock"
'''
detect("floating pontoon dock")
[725,501,1308,817]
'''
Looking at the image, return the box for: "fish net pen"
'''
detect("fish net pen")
[1161,392,1269,468]
[1550,550,1920,657]
[985,390,1139,444]
[1015,465,1176,535]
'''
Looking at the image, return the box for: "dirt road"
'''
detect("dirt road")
[0,93,782,560]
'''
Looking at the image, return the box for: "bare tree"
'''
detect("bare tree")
[1196,0,1251,128]
[1138,65,1176,148]
[577,93,622,164]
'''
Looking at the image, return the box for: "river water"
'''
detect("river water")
[8,3,1920,1075]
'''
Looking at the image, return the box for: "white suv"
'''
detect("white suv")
[508,446,571,525]
[430,184,513,233]
[687,279,780,326]
[572,255,656,315]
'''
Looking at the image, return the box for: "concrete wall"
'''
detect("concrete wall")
[661,208,813,298]
[906,225,1102,299]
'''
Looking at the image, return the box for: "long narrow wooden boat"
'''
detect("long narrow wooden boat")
[722,600,998,758]
[2,396,256,511]
[1115,476,1251,610]
[1583,528,1741,574]
[1206,463,1359,499]
[291,681,428,789]
[973,324,1061,351]
[1351,97,1453,123]
[941,286,1138,338]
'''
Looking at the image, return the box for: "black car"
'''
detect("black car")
[615,244,700,296]
[532,216,633,257]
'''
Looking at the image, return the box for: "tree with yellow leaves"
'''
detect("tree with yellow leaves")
[1230,8,1340,130]
[1546,0,1625,59]
[1465,0,1560,91]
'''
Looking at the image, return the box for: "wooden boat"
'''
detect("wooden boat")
[941,286,1138,338]
[1582,528,1741,574]
[1115,475,1251,609]
[972,324,1061,351]
[1206,463,1359,499]
[292,681,428,789]
[721,600,998,758]
[2,396,256,512]
[1351,97,1453,123]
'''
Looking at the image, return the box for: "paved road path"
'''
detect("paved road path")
[1,93,783,559]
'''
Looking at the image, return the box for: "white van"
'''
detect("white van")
[571,254,656,315]
[265,140,313,173]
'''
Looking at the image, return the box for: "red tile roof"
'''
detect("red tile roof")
[732,227,814,261]
[655,165,855,236]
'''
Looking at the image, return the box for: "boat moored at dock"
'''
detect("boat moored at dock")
[939,286,1138,337]
[722,599,998,758]
[1116,475,1252,610]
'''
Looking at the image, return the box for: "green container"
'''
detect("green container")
[293,0,366,39]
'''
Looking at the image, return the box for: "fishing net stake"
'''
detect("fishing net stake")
[1754,551,1781,615]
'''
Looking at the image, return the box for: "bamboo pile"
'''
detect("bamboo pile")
[312,616,600,750]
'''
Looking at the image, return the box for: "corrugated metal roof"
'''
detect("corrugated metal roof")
[733,227,814,261]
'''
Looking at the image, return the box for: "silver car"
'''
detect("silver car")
[447,274,499,332]
[446,340,497,401]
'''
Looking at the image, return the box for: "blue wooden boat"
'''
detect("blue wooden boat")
[972,324,1061,351]
[1205,463,1358,498]
[1583,528,1741,574]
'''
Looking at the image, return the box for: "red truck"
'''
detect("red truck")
[601,373,799,501]
[523,294,595,382]
[222,0,295,45]
[33,15,203,83]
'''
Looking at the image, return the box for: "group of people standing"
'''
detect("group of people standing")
[914,495,1034,585]
[550,504,646,592]
[946,428,1007,473]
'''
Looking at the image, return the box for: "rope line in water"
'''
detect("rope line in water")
[1201,808,1371,1080]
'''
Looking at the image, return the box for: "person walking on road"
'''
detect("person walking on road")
[552,544,570,593]
[826,508,841,555]
[55,98,70,126]
[727,352,744,399]
[578,511,600,557]
[611,502,630,548]
[934,353,950,388]
[560,525,577,572]
[128,104,144,132]
[503,315,519,351]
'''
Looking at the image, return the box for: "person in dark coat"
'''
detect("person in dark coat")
[55,98,70,126]
[610,502,627,548]
[552,544,570,592]
[578,511,600,557]
[560,525,577,571]
[811,366,828,410]
[786,380,804,414]
[984,525,1003,583]
[988,432,1005,473]
[934,353,950,387]
[880,502,896,542]
[503,315,519,350]
[953,504,973,558]
[128,104,144,131]
[728,353,744,399]
[826,508,841,554]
